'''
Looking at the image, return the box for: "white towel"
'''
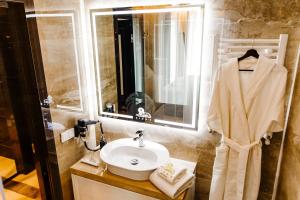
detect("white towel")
[150,169,194,199]
[157,162,187,184]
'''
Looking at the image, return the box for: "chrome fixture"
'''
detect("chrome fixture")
[133,129,145,147]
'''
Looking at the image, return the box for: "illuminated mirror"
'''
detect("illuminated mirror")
[92,5,204,129]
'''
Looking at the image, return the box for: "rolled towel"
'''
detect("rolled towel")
[157,162,187,184]
[150,169,194,199]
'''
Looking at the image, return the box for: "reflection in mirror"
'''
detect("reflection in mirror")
[27,13,83,111]
[92,5,203,129]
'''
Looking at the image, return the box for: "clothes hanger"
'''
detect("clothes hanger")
[238,39,259,71]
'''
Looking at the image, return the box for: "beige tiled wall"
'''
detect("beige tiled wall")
[29,0,300,200]
[199,1,300,199]
[49,109,87,200]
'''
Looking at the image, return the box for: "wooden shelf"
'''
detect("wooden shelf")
[70,158,196,200]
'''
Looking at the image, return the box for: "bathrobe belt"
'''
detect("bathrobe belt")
[222,136,262,200]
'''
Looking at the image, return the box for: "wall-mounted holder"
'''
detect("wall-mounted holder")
[216,34,288,67]
[74,119,107,166]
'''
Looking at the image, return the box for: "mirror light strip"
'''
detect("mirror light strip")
[25,13,84,112]
[26,13,75,18]
[102,112,133,119]
[154,119,195,128]
[92,13,103,114]
[92,6,202,16]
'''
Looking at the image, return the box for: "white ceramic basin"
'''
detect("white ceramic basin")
[100,138,169,181]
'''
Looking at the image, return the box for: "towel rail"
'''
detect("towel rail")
[220,38,279,43]
[217,51,278,57]
[212,34,290,200]
[219,45,279,49]
[216,34,288,66]
[272,44,300,200]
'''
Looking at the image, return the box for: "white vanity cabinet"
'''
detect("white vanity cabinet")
[72,175,158,200]
[71,158,196,200]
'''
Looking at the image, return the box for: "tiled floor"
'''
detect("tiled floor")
[0,156,41,200]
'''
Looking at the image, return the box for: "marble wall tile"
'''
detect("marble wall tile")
[31,0,300,200]
[214,1,300,200]
[50,109,88,200]
[33,0,80,12]
[277,73,300,199]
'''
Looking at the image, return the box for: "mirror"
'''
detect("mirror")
[32,13,83,111]
[92,5,203,129]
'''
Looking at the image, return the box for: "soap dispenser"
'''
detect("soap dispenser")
[99,122,107,149]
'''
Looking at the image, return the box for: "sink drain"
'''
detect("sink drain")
[130,158,139,165]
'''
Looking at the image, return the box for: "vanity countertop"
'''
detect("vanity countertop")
[70,158,197,200]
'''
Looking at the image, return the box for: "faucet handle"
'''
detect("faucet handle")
[134,129,145,147]
[133,129,143,141]
[136,129,144,136]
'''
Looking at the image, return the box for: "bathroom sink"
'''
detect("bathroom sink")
[100,138,169,181]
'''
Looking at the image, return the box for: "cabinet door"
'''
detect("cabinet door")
[72,175,157,200]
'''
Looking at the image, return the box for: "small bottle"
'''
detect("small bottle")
[100,134,107,149]
[99,122,107,149]
[105,103,113,113]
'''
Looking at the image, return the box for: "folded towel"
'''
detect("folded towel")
[157,162,187,184]
[150,169,194,199]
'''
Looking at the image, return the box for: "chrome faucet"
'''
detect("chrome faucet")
[133,129,145,147]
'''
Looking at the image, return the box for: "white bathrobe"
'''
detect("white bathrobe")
[208,56,287,200]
